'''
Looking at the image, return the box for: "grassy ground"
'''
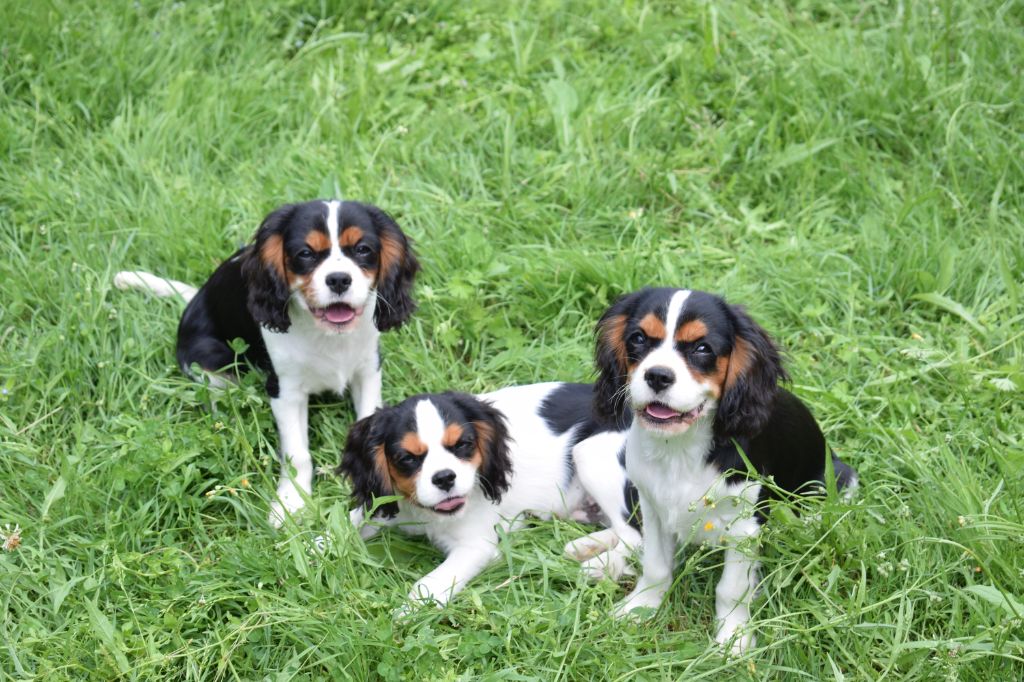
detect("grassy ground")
[2,0,1022,678]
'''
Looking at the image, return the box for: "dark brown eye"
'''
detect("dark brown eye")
[452,439,473,456]
[627,331,647,347]
[354,243,373,257]
[296,247,314,260]
[694,342,713,355]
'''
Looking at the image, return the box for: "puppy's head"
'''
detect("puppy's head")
[240,200,419,334]
[594,288,786,438]
[339,392,512,517]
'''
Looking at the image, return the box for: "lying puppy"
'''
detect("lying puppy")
[567,287,857,652]
[341,383,627,607]
[115,200,419,526]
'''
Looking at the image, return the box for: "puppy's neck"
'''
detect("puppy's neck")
[628,417,714,463]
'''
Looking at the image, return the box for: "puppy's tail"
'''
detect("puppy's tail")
[113,271,198,303]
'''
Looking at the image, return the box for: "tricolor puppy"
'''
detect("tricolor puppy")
[569,288,856,652]
[340,383,627,607]
[115,200,419,526]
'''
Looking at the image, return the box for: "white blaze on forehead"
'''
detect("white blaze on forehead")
[662,289,691,343]
[325,200,341,249]
[415,399,446,448]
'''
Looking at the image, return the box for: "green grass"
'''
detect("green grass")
[2,0,1023,678]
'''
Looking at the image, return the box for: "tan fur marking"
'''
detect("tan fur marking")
[306,230,330,252]
[725,337,753,391]
[261,234,287,280]
[373,445,394,494]
[676,319,708,343]
[470,420,493,469]
[378,231,404,283]
[399,432,428,456]
[389,467,419,500]
[442,423,464,449]
[601,314,629,369]
[340,226,364,248]
[638,313,666,340]
[689,354,729,398]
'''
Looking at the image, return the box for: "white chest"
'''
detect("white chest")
[626,427,761,545]
[262,314,378,395]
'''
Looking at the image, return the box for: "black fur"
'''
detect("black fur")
[366,205,420,332]
[338,411,399,517]
[175,200,418,378]
[337,392,515,513]
[447,393,513,502]
[240,204,297,334]
[714,304,788,438]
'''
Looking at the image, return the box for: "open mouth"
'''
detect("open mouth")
[432,496,467,515]
[640,401,706,426]
[311,303,360,328]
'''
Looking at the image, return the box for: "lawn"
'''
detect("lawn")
[1,0,1022,679]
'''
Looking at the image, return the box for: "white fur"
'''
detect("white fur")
[352,383,616,607]
[265,290,381,526]
[115,200,387,528]
[617,418,762,652]
[113,270,198,302]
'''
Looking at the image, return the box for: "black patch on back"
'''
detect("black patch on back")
[540,383,633,486]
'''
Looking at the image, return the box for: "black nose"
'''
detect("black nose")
[325,272,352,294]
[644,366,676,392]
[431,469,456,492]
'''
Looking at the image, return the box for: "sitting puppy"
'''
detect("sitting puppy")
[115,200,419,526]
[567,288,857,652]
[340,383,626,607]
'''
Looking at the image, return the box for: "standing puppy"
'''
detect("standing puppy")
[115,200,419,526]
[583,287,856,652]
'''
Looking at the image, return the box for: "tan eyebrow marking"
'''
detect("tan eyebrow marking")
[340,226,364,248]
[399,432,428,456]
[442,423,464,449]
[638,313,666,339]
[305,230,330,251]
[676,319,708,343]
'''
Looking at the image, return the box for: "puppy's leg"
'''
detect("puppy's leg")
[349,364,383,420]
[616,495,674,616]
[565,432,639,580]
[407,541,500,607]
[268,390,312,527]
[714,543,760,653]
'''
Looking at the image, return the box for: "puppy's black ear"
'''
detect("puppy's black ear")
[338,412,398,517]
[454,395,512,503]
[715,305,788,437]
[241,205,296,333]
[365,204,420,331]
[593,292,638,423]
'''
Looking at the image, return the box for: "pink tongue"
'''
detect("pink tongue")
[434,497,465,512]
[324,304,355,324]
[646,403,682,420]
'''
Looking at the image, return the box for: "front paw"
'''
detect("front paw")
[614,587,664,619]
[268,483,307,528]
[405,581,448,610]
[715,619,755,654]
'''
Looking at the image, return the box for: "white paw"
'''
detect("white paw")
[564,528,620,562]
[580,549,633,582]
[407,581,448,609]
[349,507,365,527]
[268,483,307,528]
[715,619,755,654]
[614,587,664,619]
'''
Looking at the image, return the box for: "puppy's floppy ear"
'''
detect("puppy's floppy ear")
[715,305,788,437]
[452,394,512,503]
[241,205,296,333]
[593,292,639,423]
[338,411,398,517]
[365,204,420,331]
